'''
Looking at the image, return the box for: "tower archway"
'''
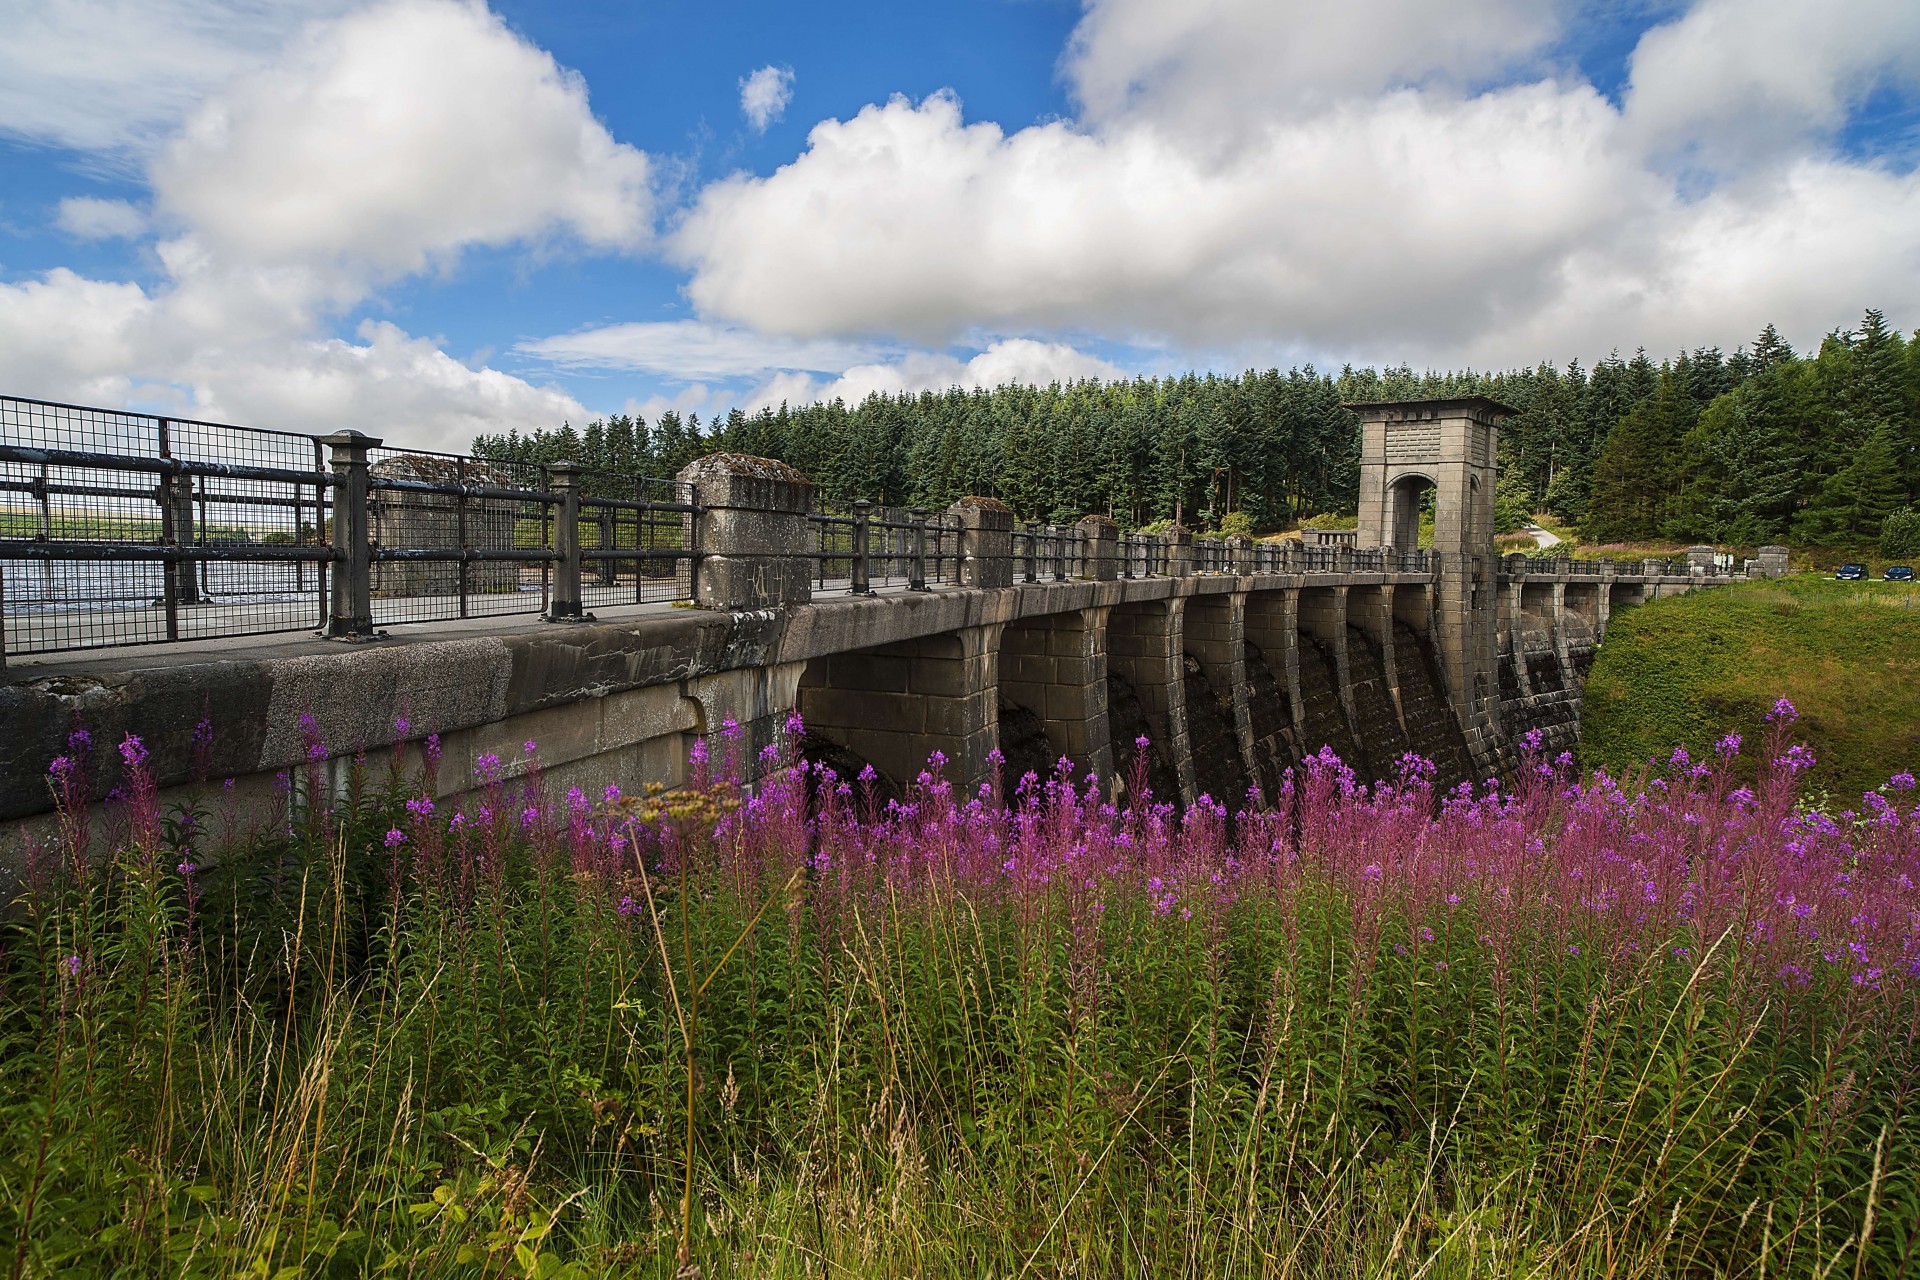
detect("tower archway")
[1348,397,1518,769]
[1385,472,1435,550]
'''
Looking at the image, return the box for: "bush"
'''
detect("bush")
[1216,510,1253,538]
[1882,505,1920,559]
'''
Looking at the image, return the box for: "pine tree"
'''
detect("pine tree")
[1796,421,1905,546]
[1585,370,1695,542]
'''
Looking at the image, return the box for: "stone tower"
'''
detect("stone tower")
[1350,396,1517,771]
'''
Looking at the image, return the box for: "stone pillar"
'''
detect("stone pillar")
[1225,535,1253,574]
[1757,545,1790,579]
[1079,515,1119,581]
[949,497,1014,588]
[319,429,381,639]
[1687,545,1715,575]
[545,462,589,622]
[1184,591,1256,796]
[1296,584,1356,741]
[1244,586,1305,752]
[1165,528,1195,577]
[1347,584,1403,727]
[1106,598,1196,804]
[998,608,1113,784]
[678,453,814,611]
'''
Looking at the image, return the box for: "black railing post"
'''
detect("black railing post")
[167,469,201,606]
[1023,522,1038,582]
[851,500,873,594]
[319,430,380,638]
[597,503,617,586]
[909,507,930,591]
[546,461,589,622]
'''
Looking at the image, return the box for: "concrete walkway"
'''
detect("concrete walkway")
[1525,523,1562,550]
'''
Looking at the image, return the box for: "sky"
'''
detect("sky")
[2,0,1918,453]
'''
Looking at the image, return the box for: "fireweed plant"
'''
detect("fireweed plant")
[1,701,1917,1277]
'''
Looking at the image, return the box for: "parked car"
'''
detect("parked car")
[1836,563,1867,580]
[1886,566,1915,582]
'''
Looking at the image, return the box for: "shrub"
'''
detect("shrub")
[1882,505,1920,559]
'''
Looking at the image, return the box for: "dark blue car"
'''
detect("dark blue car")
[1837,563,1867,580]
[1887,566,1915,582]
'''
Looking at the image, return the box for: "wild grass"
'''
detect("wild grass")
[2,710,1917,1278]
[1583,575,1920,800]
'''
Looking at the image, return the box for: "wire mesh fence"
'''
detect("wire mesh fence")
[1,397,331,654]
[580,470,697,610]
[2,396,697,658]
[366,446,555,625]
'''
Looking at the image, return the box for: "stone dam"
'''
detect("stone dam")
[0,397,1743,866]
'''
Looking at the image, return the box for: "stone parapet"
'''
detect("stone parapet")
[951,497,1015,588]
[678,453,814,611]
[1078,515,1119,581]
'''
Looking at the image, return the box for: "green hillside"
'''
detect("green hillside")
[1580,575,1920,801]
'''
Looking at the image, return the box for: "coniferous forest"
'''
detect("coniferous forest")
[476,308,1920,552]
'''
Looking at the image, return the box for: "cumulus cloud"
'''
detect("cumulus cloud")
[55,197,148,240]
[669,0,1920,370]
[739,64,795,132]
[518,320,877,380]
[675,86,1651,353]
[152,0,651,304]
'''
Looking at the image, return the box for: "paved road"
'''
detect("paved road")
[1524,523,1563,550]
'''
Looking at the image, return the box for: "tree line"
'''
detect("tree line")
[474,308,1920,551]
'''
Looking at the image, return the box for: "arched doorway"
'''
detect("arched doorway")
[1386,473,1434,550]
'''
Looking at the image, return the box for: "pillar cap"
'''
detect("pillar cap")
[316,429,384,450]
[680,452,807,483]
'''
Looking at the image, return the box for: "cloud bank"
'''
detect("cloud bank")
[665,0,1920,372]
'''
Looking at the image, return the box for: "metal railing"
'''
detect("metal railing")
[11,394,1705,663]
[1,395,696,658]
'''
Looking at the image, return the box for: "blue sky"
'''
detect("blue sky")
[2,0,1918,453]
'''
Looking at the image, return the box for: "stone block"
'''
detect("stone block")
[923,694,991,738]
[909,658,972,698]
[830,652,910,692]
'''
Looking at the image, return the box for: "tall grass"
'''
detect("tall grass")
[3,707,1917,1277]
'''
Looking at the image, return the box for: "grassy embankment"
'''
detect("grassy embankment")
[1582,574,1920,799]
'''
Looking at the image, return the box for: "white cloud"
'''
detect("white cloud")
[152,0,651,304]
[0,0,353,160]
[55,196,148,240]
[518,320,878,380]
[0,268,591,447]
[739,64,795,132]
[675,86,1649,352]
[1624,0,1920,166]
[744,338,1128,410]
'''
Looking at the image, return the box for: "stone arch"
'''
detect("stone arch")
[795,625,999,793]
[1385,471,1436,550]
